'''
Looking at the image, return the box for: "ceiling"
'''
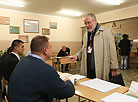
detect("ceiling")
[0,0,138,19]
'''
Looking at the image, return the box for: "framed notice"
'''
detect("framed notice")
[0,16,10,25]
[42,28,50,35]
[24,19,39,33]
[18,35,29,43]
[9,26,20,34]
[49,22,57,29]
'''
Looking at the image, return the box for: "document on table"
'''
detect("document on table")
[80,78,121,92]
[62,74,86,83]
[101,92,138,102]
[55,57,62,59]
[57,71,61,74]
[128,81,138,96]
[59,73,72,78]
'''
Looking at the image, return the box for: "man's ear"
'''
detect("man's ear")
[14,46,18,51]
[43,48,47,55]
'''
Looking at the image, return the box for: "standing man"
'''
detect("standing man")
[8,36,75,102]
[118,34,131,69]
[70,13,118,81]
[3,39,24,81]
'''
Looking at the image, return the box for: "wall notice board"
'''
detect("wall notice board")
[10,26,20,34]
[0,16,10,25]
[18,35,29,43]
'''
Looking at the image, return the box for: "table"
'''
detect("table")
[75,78,129,102]
[59,73,129,102]
[130,50,137,57]
[57,56,77,71]
[45,56,77,71]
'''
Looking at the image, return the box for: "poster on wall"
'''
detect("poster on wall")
[24,19,39,33]
[18,35,29,43]
[0,16,10,25]
[49,22,57,29]
[9,26,20,34]
[115,33,122,46]
[42,28,50,35]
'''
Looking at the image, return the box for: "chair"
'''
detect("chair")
[4,95,8,102]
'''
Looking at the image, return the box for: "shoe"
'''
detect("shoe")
[124,67,127,69]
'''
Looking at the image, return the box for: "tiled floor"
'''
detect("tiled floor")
[119,65,138,87]
[0,56,138,102]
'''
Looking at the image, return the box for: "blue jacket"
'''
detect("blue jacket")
[8,55,75,102]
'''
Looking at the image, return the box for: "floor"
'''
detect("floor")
[0,56,138,102]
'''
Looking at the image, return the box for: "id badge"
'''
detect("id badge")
[87,46,92,53]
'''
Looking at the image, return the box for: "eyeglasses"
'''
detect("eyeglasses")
[84,21,93,25]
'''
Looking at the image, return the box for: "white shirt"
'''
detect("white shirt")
[30,53,45,63]
[11,52,20,60]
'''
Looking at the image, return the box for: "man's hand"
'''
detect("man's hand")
[68,56,77,62]
[64,78,70,82]
[111,69,117,76]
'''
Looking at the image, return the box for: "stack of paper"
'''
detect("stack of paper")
[80,78,121,92]
[62,74,86,83]
[55,56,62,58]
[127,81,138,96]
[57,71,61,74]
[59,73,72,78]
[101,92,138,102]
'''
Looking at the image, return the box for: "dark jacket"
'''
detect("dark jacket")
[118,39,131,56]
[57,49,67,57]
[0,52,9,78]
[66,47,70,55]
[3,53,19,81]
[8,56,75,102]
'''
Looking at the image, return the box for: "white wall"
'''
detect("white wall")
[96,5,138,23]
[79,5,138,26]
[0,8,82,42]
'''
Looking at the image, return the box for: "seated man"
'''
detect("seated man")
[57,46,70,72]
[2,40,24,81]
[8,35,75,102]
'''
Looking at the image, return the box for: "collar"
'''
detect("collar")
[11,52,20,60]
[95,25,104,35]
[30,53,45,63]
[94,23,100,33]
